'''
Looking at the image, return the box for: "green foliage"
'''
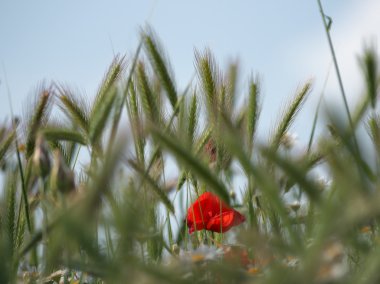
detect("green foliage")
[92,55,125,120]
[270,81,312,150]
[188,93,198,146]
[110,42,142,147]
[195,49,219,120]
[246,76,261,153]
[89,86,118,145]
[0,128,15,163]
[359,43,380,109]
[57,86,90,133]
[151,127,230,204]
[137,61,160,122]
[25,87,52,158]
[130,160,175,214]
[143,29,178,109]
[127,81,146,166]
[224,60,239,112]
[1,28,380,284]
[42,127,87,145]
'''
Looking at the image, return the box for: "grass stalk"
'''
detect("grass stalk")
[317,0,357,139]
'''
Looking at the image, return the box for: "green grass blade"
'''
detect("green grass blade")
[15,210,25,253]
[270,80,312,150]
[246,76,260,153]
[57,86,90,133]
[219,115,301,248]
[352,95,370,129]
[194,127,212,156]
[25,88,52,158]
[6,173,17,257]
[224,61,239,112]
[188,93,198,146]
[89,87,118,145]
[317,0,356,134]
[307,95,323,153]
[42,127,87,145]
[359,43,379,109]
[109,41,143,146]
[127,81,145,166]
[91,55,125,118]
[13,125,32,233]
[143,30,177,109]
[0,129,15,162]
[130,160,175,214]
[151,127,230,204]
[195,49,219,119]
[136,95,184,194]
[137,62,160,122]
[261,147,321,202]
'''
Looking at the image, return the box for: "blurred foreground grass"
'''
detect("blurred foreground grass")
[0,29,380,284]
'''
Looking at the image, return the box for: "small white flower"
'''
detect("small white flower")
[281,132,298,149]
[179,244,224,263]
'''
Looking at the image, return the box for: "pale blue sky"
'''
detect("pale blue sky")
[1,1,379,146]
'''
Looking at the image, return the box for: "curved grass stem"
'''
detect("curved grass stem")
[317,0,353,127]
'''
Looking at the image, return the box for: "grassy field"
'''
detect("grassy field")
[1,16,380,284]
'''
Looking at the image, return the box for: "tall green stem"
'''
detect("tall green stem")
[317,0,354,130]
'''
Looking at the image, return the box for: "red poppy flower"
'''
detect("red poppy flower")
[186,192,245,234]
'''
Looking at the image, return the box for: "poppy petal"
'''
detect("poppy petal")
[186,192,245,233]
[207,210,245,232]
[206,211,235,232]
